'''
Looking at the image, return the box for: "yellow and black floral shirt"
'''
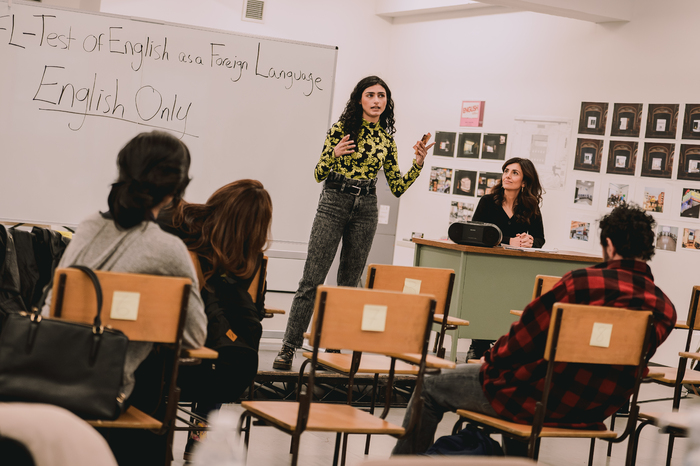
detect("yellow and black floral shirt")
[314,120,422,197]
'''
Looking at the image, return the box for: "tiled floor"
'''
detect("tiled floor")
[171,341,690,466]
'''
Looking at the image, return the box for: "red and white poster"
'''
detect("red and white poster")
[460,101,485,127]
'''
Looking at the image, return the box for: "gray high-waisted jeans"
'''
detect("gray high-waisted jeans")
[282,173,378,349]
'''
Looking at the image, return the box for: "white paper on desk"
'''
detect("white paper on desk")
[502,245,559,253]
[378,205,390,225]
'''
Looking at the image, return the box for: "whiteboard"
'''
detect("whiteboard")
[0,1,337,245]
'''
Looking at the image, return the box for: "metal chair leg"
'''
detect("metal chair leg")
[607,412,616,457]
[364,373,379,455]
[588,438,595,466]
[666,432,675,466]
[332,432,342,466]
[340,432,349,466]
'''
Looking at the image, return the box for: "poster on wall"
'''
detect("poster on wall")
[449,201,475,223]
[645,104,679,139]
[610,103,642,137]
[569,220,590,242]
[453,170,477,196]
[428,167,453,193]
[606,141,637,176]
[476,172,501,197]
[578,102,608,136]
[678,144,700,181]
[655,225,679,252]
[607,183,630,208]
[513,117,572,191]
[573,180,595,206]
[641,143,675,179]
[573,138,603,173]
[682,104,700,140]
[460,101,485,127]
[681,228,700,250]
[482,134,507,160]
[433,132,456,157]
[642,186,666,213]
[457,133,481,158]
[681,188,700,218]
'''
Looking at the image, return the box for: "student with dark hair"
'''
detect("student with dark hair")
[159,179,272,459]
[42,130,207,465]
[393,203,676,456]
[273,76,434,370]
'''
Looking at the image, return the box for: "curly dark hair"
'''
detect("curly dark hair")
[338,76,396,143]
[490,157,543,225]
[599,203,656,260]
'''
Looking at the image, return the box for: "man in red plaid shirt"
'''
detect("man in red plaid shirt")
[393,203,676,455]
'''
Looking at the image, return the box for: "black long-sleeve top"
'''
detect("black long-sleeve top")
[472,194,545,248]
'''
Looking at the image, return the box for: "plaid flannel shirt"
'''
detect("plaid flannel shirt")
[480,259,676,429]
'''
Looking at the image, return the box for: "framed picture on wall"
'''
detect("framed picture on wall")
[645,104,679,139]
[578,102,608,136]
[574,138,603,172]
[569,220,591,242]
[605,140,637,176]
[681,187,700,218]
[682,104,700,139]
[642,186,666,213]
[449,201,475,223]
[428,166,453,193]
[481,134,507,160]
[607,183,630,208]
[433,132,456,157]
[681,228,700,250]
[678,144,700,181]
[452,169,477,196]
[641,142,675,178]
[476,171,501,197]
[655,225,679,252]
[610,103,643,137]
[457,133,481,158]
[573,180,595,206]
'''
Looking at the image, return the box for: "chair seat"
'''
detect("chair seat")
[455,409,618,439]
[87,406,162,430]
[647,366,700,384]
[675,320,690,329]
[181,346,219,359]
[303,352,456,374]
[241,401,405,434]
[510,310,523,317]
[638,411,689,434]
[265,307,286,315]
[433,314,469,326]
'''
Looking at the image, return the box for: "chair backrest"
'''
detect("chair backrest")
[188,251,206,293]
[544,303,653,366]
[531,275,560,301]
[365,264,454,316]
[49,268,191,344]
[685,286,700,330]
[247,255,268,305]
[308,285,436,355]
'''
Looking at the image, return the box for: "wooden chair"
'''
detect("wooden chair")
[454,302,654,465]
[509,275,560,317]
[49,267,192,466]
[238,285,437,466]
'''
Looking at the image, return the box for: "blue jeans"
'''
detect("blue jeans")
[283,175,378,348]
[392,363,499,455]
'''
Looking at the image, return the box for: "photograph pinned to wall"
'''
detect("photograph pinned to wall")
[482,133,507,160]
[681,188,700,218]
[573,180,595,206]
[433,132,456,157]
[645,104,679,139]
[641,143,675,179]
[607,183,630,208]
[681,228,700,250]
[578,102,608,136]
[513,117,572,191]
[453,170,477,196]
[457,133,481,158]
[428,167,453,193]
[476,172,501,197]
[642,186,666,213]
[460,101,485,127]
[678,144,700,181]
[682,104,700,139]
[606,140,638,176]
[569,220,590,242]
[610,103,643,137]
[655,224,679,252]
[449,201,475,223]
[574,138,603,172]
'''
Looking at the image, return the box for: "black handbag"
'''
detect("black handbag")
[0,265,129,420]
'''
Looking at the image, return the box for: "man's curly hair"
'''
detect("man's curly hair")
[599,203,656,261]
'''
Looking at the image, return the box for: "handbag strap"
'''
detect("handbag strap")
[35,265,104,331]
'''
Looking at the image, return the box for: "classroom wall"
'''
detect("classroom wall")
[385,0,700,365]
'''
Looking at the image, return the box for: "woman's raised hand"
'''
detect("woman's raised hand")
[334,134,356,158]
[413,133,435,167]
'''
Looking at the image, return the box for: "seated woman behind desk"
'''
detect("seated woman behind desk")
[160,179,272,459]
[469,157,544,359]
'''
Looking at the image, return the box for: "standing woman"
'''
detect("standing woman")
[468,156,545,360]
[274,76,434,370]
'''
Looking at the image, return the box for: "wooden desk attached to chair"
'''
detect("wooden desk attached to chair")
[412,239,601,354]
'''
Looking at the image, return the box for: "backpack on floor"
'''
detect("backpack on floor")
[425,424,504,456]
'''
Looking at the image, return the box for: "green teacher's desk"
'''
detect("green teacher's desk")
[412,238,602,360]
